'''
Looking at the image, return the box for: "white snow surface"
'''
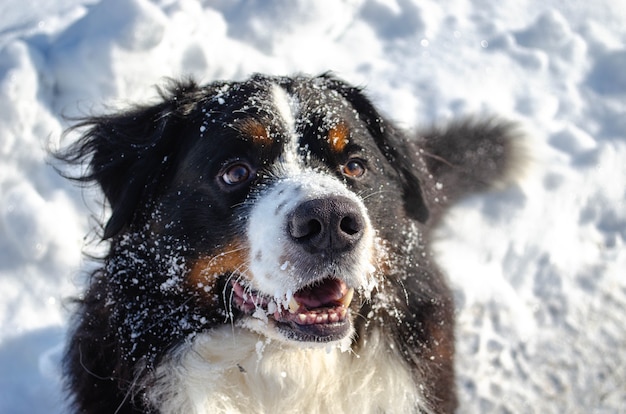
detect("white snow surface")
[1,0,625,412]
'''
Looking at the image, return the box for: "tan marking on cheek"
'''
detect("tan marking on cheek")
[188,242,250,296]
[237,118,272,146]
[328,122,350,153]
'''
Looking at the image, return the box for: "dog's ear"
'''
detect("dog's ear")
[56,81,203,239]
[371,121,431,223]
[322,75,430,223]
[417,118,526,206]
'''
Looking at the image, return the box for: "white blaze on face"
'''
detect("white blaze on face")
[270,83,301,172]
[245,84,376,302]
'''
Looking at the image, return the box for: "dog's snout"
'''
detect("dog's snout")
[288,197,365,253]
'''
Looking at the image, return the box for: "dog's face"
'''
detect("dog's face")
[115,75,428,345]
[63,73,519,413]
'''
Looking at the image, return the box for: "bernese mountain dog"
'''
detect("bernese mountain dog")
[57,73,522,413]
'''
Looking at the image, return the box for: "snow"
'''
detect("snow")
[0,0,624,412]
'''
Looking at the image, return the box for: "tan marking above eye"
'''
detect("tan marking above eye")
[236,118,272,145]
[328,122,350,153]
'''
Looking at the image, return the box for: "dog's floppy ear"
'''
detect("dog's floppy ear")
[56,81,203,239]
[322,75,430,223]
[370,120,431,223]
[417,118,526,206]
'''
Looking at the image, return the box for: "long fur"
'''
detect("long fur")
[145,327,423,413]
[55,73,523,414]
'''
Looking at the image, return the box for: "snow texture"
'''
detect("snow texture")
[0,0,625,412]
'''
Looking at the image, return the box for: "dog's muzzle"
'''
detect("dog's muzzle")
[240,172,376,343]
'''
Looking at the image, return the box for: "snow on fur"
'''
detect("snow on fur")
[0,0,625,412]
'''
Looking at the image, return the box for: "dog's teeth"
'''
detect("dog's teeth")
[298,314,307,323]
[288,297,300,313]
[316,314,328,324]
[339,288,354,308]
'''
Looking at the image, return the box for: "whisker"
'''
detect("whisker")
[199,246,248,270]
[422,150,454,167]
[359,189,392,201]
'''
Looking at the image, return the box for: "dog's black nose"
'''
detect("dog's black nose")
[288,197,365,254]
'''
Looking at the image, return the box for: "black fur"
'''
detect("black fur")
[56,73,521,413]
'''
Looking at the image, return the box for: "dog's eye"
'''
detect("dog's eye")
[221,163,253,186]
[341,159,366,178]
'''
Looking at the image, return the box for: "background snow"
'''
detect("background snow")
[0,0,625,412]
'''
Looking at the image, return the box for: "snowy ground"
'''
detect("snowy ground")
[1,0,625,412]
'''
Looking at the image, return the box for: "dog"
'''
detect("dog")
[58,73,522,413]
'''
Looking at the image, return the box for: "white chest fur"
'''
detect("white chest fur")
[146,327,429,414]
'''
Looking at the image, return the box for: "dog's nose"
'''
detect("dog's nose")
[288,197,365,254]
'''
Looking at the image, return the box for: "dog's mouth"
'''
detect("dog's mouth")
[232,277,355,342]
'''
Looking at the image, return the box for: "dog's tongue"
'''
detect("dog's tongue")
[293,278,348,309]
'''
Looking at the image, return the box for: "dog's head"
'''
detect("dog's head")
[62,74,433,346]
